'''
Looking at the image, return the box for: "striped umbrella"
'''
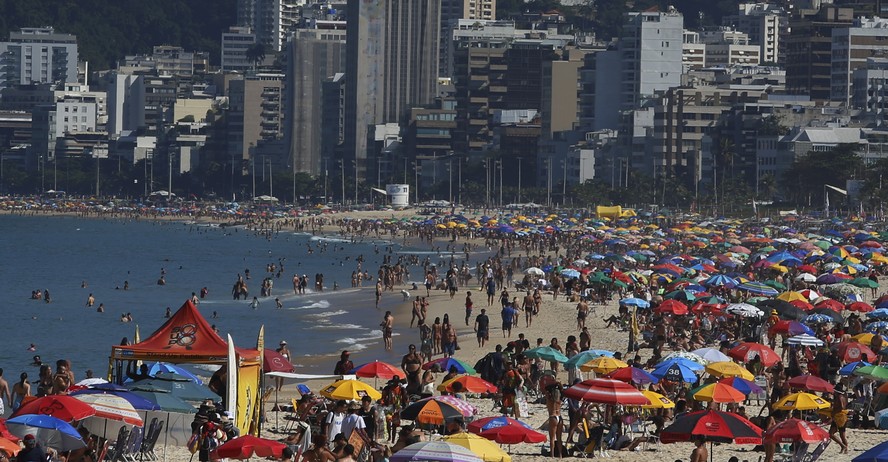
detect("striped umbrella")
[73,394,143,426]
[737,281,779,296]
[390,441,482,462]
[564,378,651,405]
[787,334,825,347]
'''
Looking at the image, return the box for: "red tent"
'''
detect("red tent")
[110,301,261,364]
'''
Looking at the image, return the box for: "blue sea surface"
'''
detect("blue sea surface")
[0,215,423,379]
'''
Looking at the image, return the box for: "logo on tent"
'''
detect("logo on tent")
[168,323,197,347]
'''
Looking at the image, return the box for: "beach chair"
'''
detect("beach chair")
[136,418,156,461]
[96,440,110,462]
[124,427,144,462]
[106,426,131,462]
[801,441,829,462]
[283,398,302,432]
[139,418,163,461]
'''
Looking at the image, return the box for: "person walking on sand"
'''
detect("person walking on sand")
[381,311,394,351]
[576,299,589,330]
[474,309,490,348]
[464,291,474,326]
[501,303,518,338]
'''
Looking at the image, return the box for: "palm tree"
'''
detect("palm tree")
[245,43,266,70]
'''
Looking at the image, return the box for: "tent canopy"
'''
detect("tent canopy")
[110,301,260,364]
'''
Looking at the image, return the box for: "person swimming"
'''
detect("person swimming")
[27,344,36,352]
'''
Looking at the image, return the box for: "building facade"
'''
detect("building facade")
[0,27,78,97]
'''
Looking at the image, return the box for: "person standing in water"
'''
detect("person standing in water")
[381,311,394,351]
[250,297,260,309]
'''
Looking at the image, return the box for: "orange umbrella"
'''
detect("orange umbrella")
[0,437,20,457]
[438,375,498,393]
[692,383,746,403]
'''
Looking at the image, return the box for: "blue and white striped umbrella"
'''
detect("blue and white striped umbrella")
[803,314,834,325]
[866,321,888,332]
[737,281,779,296]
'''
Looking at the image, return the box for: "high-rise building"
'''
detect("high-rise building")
[345,0,441,178]
[227,73,285,165]
[619,10,684,112]
[830,17,888,105]
[284,22,347,176]
[222,27,258,72]
[439,0,497,76]
[0,27,79,97]
[786,5,853,101]
[236,0,301,52]
[701,28,761,67]
[723,3,787,65]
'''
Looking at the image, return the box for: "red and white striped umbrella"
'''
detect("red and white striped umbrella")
[74,394,143,426]
[564,378,650,405]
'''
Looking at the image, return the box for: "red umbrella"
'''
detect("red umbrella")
[211,435,287,459]
[661,410,762,444]
[728,342,780,367]
[564,378,650,405]
[833,341,876,362]
[787,374,834,393]
[847,302,874,313]
[11,396,96,422]
[350,360,402,380]
[692,302,726,314]
[656,300,689,316]
[814,299,844,311]
[0,420,20,443]
[263,349,295,373]
[789,300,814,311]
[798,265,818,274]
[468,416,547,444]
[763,418,829,444]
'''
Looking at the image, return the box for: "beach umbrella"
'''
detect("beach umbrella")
[69,387,160,411]
[691,348,731,364]
[704,274,739,288]
[0,437,20,456]
[349,361,402,380]
[795,273,817,283]
[728,343,780,367]
[814,298,845,311]
[564,378,650,405]
[850,277,879,289]
[692,383,746,403]
[867,321,888,332]
[833,341,876,362]
[787,375,835,393]
[523,346,569,363]
[811,307,844,325]
[655,300,689,315]
[524,267,544,276]
[853,333,888,345]
[661,410,762,444]
[5,415,85,451]
[619,298,650,308]
[390,441,482,462]
[400,399,465,425]
[718,377,763,395]
[757,299,806,320]
[777,292,808,303]
[738,281,779,296]
[774,392,830,411]
[640,390,675,409]
[726,303,764,318]
[849,301,875,313]
[438,375,498,393]
[564,350,614,368]
[839,361,871,376]
[11,396,96,422]
[787,334,825,347]
[763,418,830,444]
[802,314,833,325]
[705,361,755,380]
[468,416,547,444]
[578,357,628,374]
[423,358,476,374]
[851,440,888,462]
[870,308,888,319]
[144,362,204,385]
[663,351,707,365]
[262,349,295,373]
[73,394,143,426]
[127,373,217,402]
[210,435,287,459]
[127,386,197,414]
[75,378,109,387]
[0,422,18,444]
[854,365,888,380]
[606,366,659,385]
[651,360,700,384]
[561,269,581,279]
[442,433,511,462]
[787,320,815,335]
[320,379,382,401]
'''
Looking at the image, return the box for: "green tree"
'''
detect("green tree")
[782,144,863,206]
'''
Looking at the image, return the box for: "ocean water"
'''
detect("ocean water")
[0,215,440,379]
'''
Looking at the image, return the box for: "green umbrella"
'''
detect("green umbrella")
[849,277,879,289]
[129,386,198,414]
[588,272,613,284]
[127,373,217,402]
[612,280,629,289]
[853,365,888,380]
[746,296,769,304]
[565,350,615,368]
[764,280,786,290]
[524,346,569,363]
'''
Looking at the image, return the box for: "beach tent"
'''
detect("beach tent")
[109,301,262,436]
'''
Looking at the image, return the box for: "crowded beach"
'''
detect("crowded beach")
[3,206,888,462]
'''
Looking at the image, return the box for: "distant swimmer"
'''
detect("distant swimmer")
[191,292,200,304]
[164,307,172,318]
[81,281,88,288]
[157,276,166,285]
[250,297,260,310]
[43,289,51,303]
[275,298,283,309]
[27,344,36,352]
[86,294,95,307]
[212,311,218,319]
[97,303,105,313]
[124,280,129,290]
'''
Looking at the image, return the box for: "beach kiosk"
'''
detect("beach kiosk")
[109,301,263,435]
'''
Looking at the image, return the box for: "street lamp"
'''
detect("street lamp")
[517,156,522,204]
[497,159,503,208]
[339,160,345,207]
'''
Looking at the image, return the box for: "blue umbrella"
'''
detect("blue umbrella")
[839,361,871,376]
[869,309,888,319]
[524,346,569,363]
[852,440,888,462]
[6,414,85,451]
[802,314,832,326]
[651,359,701,383]
[128,386,197,414]
[144,362,204,385]
[565,350,615,368]
[127,372,217,402]
[560,269,581,279]
[619,298,650,308]
[867,321,888,332]
[737,281,779,296]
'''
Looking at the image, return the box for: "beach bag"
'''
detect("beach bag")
[187,434,200,454]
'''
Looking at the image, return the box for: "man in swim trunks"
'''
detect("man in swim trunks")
[381,311,394,351]
[401,345,423,395]
[576,299,589,330]
[474,309,489,348]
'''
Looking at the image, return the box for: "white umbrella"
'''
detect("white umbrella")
[524,267,544,275]
[664,351,706,365]
[726,303,764,318]
[691,347,731,364]
[75,378,109,387]
[787,334,824,347]
[573,259,589,267]
[795,273,817,283]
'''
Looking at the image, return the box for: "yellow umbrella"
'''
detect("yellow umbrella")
[443,432,512,462]
[774,392,831,411]
[580,357,629,374]
[777,291,807,303]
[320,379,382,401]
[641,390,675,409]
[705,361,755,381]
[852,333,887,344]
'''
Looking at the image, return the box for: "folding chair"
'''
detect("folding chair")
[124,427,144,462]
[137,419,157,461]
[106,426,131,462]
